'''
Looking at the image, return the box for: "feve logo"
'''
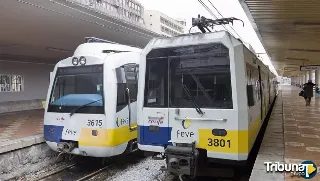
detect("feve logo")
[116,117,128,127]
[182,119,191,129]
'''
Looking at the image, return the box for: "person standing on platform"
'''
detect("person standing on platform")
[303,80,316,106]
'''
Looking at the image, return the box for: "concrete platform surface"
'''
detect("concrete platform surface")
[0,109,44,153]
[250,85,320,181]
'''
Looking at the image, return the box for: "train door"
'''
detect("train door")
[258,66,263,120]
[141,57,170,145]
[116,63,139,131]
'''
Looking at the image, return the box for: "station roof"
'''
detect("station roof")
[239,0,320,77]
[0,0,159,65]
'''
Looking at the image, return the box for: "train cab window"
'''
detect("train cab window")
[116,64,139,111]
[144,43,232,109]
[48,65,104,114]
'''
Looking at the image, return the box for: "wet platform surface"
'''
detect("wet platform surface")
[250,85,320,181]
[0,109,44,153]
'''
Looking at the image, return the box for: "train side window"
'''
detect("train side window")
[247,85,255,107]
[115,64,139,111]
[246,63,262,107]
[123,64,138,101]
[246,63,254,107]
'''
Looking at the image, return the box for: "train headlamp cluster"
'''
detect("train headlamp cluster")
[72,57,78,65]
[72,56,87,66]
[79,56,86,65]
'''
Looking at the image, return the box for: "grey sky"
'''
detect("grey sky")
[137,0,277,75]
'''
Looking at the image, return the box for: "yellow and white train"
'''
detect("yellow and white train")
[44,37,141,164]
[137,30,278,177]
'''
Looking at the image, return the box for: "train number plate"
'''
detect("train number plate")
[207,138,231,148]
[197,129,248,154]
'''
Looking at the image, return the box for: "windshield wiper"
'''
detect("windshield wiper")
[182,84,204,115]
[69,98,103,117]
[190,73,214,105]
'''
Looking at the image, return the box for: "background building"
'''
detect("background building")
[0,0,156,114]
[143,10,186,37]
[78,0,145,26]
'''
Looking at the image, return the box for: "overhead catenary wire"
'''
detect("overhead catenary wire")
[207,0,245,42]
[197,0,245,43]
[197,0,236,38]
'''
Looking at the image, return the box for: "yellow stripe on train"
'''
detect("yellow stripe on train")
[78,123,137,147]
[197,114,263,154]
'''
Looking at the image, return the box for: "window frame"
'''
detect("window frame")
[115,63,139,112]
[0,74,24,92]
[47,65,105,114]
[143,43,233,109]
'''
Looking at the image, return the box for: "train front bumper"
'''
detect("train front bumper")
[46,141,128,157]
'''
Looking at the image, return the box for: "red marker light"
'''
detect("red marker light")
[98,66,103,71]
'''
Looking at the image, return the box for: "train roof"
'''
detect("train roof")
[73,42,142,57]
[142,30,240,54]
[143,30,275,76]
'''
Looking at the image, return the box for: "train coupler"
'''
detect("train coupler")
[57,142,76,153]
[152,153,166,160]
[164,142,199,177]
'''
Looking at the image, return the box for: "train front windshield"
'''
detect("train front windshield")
[48,64,104,114]
[144,43,233,109]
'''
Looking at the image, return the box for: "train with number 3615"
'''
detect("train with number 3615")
[43,37,141,165]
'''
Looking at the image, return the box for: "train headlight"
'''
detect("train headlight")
[79,56,86,65]
[148,125,160,132]
[212,129,227,136]
[72,57,78,65]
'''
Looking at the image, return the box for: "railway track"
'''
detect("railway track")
[33,151,146,181]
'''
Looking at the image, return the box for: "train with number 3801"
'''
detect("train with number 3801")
[136,17,278,178]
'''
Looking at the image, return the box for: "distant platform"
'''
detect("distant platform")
[0,109,44,153]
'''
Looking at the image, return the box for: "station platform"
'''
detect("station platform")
[0,109,44,154]
[250,85,320,181]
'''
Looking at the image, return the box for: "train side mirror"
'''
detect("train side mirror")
[247,85,255,107]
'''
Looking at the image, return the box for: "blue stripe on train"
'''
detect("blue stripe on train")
[44,125,63,143]
[138,125,172,146]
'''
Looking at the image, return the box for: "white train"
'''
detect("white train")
[44,37,141,163]
[137,30,278,177]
